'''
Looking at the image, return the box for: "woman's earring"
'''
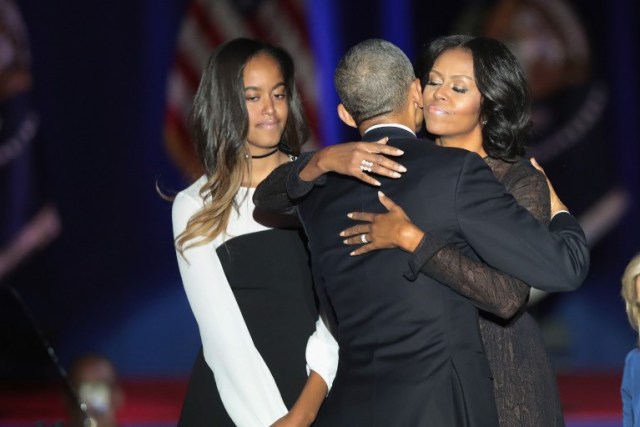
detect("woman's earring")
[481,119,488,125]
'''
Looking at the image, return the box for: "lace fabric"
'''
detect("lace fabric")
[417,157,563,426]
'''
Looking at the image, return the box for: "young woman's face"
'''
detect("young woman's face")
[423,48,484,152]
[243,54,289,155]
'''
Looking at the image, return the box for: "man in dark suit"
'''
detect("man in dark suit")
[257,39,588,426]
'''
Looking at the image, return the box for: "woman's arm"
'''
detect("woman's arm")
[254,152,317,214]
[298,138,404,186]
[172,192,287,426]
[254,140,405,212]
[271,371,328,427]
[271,316,339,426]
[415,161,552,317]
[340,163,552,319]
[343,155,588,299]
[341,192,529,318]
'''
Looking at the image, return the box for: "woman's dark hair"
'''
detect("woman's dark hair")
[177,38,308,254]
[415,35,532,161]
[191,37,308,176]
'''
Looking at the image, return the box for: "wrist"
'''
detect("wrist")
[551,200,568,217]
[287,407,315,426]
[299,150,328,182]
[398,223,424,253]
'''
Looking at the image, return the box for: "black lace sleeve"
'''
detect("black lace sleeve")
[406,159,550,319]
[253,151,325,214]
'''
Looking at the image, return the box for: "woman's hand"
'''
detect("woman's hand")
[340,191,424,255]
[270,371,327,427]
[300,138,407,186]
[530,157,568,217]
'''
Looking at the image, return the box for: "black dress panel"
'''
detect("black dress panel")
[178,228,317,426]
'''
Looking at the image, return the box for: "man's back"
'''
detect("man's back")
[298,126,498,426]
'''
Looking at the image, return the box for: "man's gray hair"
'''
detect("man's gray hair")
[334,39,415,125]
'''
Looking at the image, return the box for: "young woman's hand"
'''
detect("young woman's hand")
[270,371,326,427]
[340,191,424,255]
[300,138,407,186]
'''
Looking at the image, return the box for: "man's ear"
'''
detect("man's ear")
[411,78,423,108]
[337,103,357,128]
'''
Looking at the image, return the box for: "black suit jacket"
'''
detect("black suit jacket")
[293,126,588,427]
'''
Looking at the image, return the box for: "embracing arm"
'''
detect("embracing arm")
[253,152,318,214]
[346,194,531,318]
[172,192,287,426]
[341,156,586,307]
[453,153,589,292]
[254,140,405,212]
[341,168,546,317]
[407,162,549,318]
[410,238,530,318]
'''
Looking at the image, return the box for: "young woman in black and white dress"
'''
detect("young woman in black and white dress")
[172,38,336,427]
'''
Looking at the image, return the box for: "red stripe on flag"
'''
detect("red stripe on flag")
[189,0,227,48]
[165,0,322,177]
[280,0,312,47]
[174,51,201,90]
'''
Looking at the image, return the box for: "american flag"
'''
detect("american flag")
[164,0,321,179]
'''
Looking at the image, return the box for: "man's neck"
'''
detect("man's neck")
[357,114,417,136]
[363,123,415,136]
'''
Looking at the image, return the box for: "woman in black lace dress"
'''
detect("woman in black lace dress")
[339,35,572,426]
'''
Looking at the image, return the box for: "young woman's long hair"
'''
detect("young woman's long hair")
[176,38,308,255]
[415,35,532,162]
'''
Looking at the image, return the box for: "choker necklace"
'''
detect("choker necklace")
[248,147,279,159]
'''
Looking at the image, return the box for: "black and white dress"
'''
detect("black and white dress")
[172,177,333,426]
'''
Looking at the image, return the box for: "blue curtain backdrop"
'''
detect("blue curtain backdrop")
[5,0,638,377]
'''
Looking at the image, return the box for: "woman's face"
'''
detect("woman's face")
[423,48,484,153]
[243,54,288,156]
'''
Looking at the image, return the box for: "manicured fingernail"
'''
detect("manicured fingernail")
[347,213,353,218]
[398,165,407,172]
[391,172,401,178]
[378,191,385,197]
[373,180,381,186]
[343,239,349,244]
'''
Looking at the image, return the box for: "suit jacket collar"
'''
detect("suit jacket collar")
[362,124,417,142]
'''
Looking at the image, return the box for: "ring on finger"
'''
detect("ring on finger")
[360,234,368,244]
[360,159,374,173]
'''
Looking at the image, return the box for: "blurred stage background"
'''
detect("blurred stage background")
[0,0,638,425]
